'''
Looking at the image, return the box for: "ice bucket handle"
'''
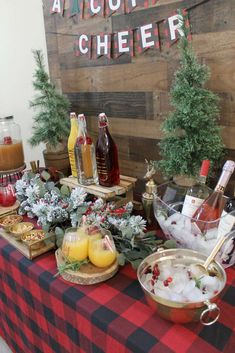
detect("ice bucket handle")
[200,300,220,326]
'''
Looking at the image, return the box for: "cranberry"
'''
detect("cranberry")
[167,276,173,283]
[153,266,160,276]
[78,136,85,144]
[144,266,152,275]
[163,280,169,287]
[86,136,92,144]
[3,136,12,145]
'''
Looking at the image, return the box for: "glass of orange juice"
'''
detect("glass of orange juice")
[62,227,88,263]
[88,229,117,268]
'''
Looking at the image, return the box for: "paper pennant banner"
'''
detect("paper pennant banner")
[74,34,92,58]
[93,33,112,58]
[113,30,134,58]
[136,22,160,53]
[125,0,149,13]
[87,0,105,17]
[67,0,84,19]
[50,0,65,14]
[106,0,125,17]
[164,8,191,47]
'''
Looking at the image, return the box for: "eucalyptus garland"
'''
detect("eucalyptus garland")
[15,172,176,268]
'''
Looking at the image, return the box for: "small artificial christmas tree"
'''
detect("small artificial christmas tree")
[155,11,224,179]
[29,50,70,151]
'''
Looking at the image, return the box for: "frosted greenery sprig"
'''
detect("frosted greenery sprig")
[15,172,177,268]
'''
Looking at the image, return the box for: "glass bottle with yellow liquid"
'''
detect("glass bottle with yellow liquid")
[75,114,98,185]
[88,229,117,268]
[62,227,88,263]
[68,112,80,177]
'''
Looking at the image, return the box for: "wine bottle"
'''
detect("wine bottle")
[192,160,235,233]
[95,113,120,187]
[68,112,79,177]
[217,195,235,238]
[74,114,98,185]
[181,160,211,217]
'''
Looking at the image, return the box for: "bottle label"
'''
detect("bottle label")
[218,210,235,238]
[68,149,77,177]
[96,156,109,181]
[181,195,204,218]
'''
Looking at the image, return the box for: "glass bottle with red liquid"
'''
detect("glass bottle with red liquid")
[192,160,235,233]
[96,113,120,187]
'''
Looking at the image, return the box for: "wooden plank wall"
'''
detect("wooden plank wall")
[43,0,235,194]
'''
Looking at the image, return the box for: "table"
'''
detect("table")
[0,237,235,353]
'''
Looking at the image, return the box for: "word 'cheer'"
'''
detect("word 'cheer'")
[74,15,185,59]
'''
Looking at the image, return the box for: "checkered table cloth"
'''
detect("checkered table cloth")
[0,238,235,353]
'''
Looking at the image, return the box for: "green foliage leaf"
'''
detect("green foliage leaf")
[117,253,126,266]
[60,185,70,196]
[55,227,64,236]
[41,170,51,181]
[55,258,89,277]
[164,239,177,249]
[55,227,65,248]
[76,205,89,214]
[130,259,143,270]
[42,224,50,232]
[46,181,56,191]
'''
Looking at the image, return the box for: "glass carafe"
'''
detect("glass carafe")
[0,116,24,171]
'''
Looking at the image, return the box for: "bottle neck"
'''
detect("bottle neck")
[215,169,232,193]
[198,175,207,185]
[79,120,87,136]
[70,118,78,128]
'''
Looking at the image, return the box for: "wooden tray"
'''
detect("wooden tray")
[55,248,119,285]
[60,175,137,206]
[0,201,20,217]
[0,228,56,260]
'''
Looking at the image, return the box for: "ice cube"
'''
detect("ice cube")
[200,275,222,293]
[168,271,189,293]
[170,292,184,302]
[181,280,196,296]
[184,286,204,302]
[204,228,218,240]
[154,287,171,300]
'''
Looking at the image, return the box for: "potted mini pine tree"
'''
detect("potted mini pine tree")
[29,50,71,175]
[155,11,224,187]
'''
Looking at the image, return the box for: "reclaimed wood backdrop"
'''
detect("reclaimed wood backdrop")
[43,0,235,193]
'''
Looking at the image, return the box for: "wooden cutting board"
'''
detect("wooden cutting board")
[55,248,119,285]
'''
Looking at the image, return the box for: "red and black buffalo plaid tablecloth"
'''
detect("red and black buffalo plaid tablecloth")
[0,237,235,353]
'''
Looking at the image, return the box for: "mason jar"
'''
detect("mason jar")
[0,116,25,171]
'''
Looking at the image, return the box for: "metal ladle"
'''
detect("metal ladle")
[194,233,229,276]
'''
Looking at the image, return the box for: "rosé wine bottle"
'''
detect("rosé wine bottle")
[192,160,235,233]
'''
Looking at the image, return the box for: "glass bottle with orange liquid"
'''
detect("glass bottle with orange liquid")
[75,114,98,185]
[68,112,79,177]
[0,116,24,171]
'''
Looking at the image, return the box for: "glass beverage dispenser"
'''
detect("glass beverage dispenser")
[0,116,25,171]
